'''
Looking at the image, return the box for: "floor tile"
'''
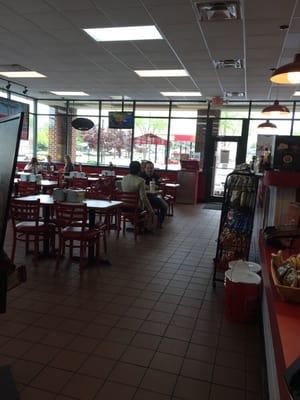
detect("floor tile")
[30,367,73,393]
[22,343,59,364]
[158,338,188,357]
[50,350,87,371]
[133,388,171,400]
[174,376,210,400]
[66,336,98,354]
[20,386,56,400]
[11,359,44,384]
[95,381,136,400]
[121,346,154,367]
[109,362,146,387]
[93,340,127,360]
[181,358,213,382]
[150,352,182,374]
[61,373,104,400]
[213,365,246,390]
[79,355,115,379]
[140,369,177,395]
[209,384,245,400]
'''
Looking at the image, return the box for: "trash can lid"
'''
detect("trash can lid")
[229,260,261,274]
[225,269,261,285]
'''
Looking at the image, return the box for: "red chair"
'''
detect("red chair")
[161,183,177,216]
[71,177,89,189]
[115,192,147,240]
[53,203,101,270]
[10,199,54,265]
[17,181,38,196]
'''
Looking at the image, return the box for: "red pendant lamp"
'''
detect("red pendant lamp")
[261,100,290,116]
[257,120,277,129]
[270,54,300,84]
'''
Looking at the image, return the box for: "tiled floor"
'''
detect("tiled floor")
[2,205,267,399]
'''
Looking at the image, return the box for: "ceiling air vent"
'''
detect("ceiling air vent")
[195,1,241,21]
[225,91,245,97]
[213,59,243,69]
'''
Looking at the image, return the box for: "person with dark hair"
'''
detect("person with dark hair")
[122,161,154,216]
[24,157,41,174]
[44,155,56,172]
[141,161,168,227]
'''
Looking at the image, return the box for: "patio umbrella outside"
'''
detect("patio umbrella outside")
[134,133,167,162]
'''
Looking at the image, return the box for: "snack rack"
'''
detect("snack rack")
[213,170,259,286]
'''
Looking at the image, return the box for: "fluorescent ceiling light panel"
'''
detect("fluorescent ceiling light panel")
[50,91,89,96]
[293,91,300,96]
[84,25,162,41]
[135,69,189,77]
[0,71,46,78]
[161,91,202,97]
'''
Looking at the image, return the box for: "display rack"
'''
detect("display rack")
[213,170,259,285]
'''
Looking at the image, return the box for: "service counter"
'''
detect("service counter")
[255,171,300,400]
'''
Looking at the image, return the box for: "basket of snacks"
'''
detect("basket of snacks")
[271,250,300,303]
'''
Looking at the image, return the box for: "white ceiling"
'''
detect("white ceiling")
[0,0,299,100]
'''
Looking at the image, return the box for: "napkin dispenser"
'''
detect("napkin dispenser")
[53,188,66,202]
[66,189,85,203]
[20,174,29,182]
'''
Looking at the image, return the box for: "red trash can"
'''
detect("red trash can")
[224,267,262,323]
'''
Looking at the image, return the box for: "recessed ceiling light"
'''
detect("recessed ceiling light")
[161,91,202,97]
[83,25,162,41]
[293,91,300,96]
[135,69,189,77]
[0,71,46,78]
[50,91,89,96]
[110,95,131,100]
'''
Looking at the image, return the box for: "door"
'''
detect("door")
[203,118,249,201]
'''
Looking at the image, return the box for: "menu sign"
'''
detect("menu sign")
[0,98,29,140]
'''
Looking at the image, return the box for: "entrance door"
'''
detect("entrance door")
[203,118,249,201]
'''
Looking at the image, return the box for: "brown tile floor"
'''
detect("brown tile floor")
[2,205,267,399]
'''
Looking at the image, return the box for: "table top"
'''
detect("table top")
[14,179,58,186]
[165,183,180,188]
[17,194,123,210]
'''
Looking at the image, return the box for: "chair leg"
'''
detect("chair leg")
[25,234,29,254]
[11,236,17,263]
[56,236,63,268]
[79,242,85,270]
[103,232,107,254]
[33,235,39,266]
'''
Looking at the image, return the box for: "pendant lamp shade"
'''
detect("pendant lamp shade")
[257,120,277,129]
[71,117,94,131]
[270,54,300,84]
[261,100,290,115]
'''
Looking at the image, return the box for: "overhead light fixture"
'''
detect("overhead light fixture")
[261,100,290,116]
[135,69,189,77]
[5,82,11,90]
[161,91,202,97]
[257,120,277,129]
[293,91,300,96]
[270,54,300,84]
[84,25,162,42]
[50,91,89,96]
[0,71,46,78]
[110,95,131,100]
[196,1,241,21]
[23,87,28,95]
[225,91,245,97]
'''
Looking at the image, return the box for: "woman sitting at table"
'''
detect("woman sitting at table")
[24,157,41,174]
[140,161,168,227]
[122,161,154,220]
[63,155,74,174]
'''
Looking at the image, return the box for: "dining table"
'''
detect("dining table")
[16,194,123,264]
